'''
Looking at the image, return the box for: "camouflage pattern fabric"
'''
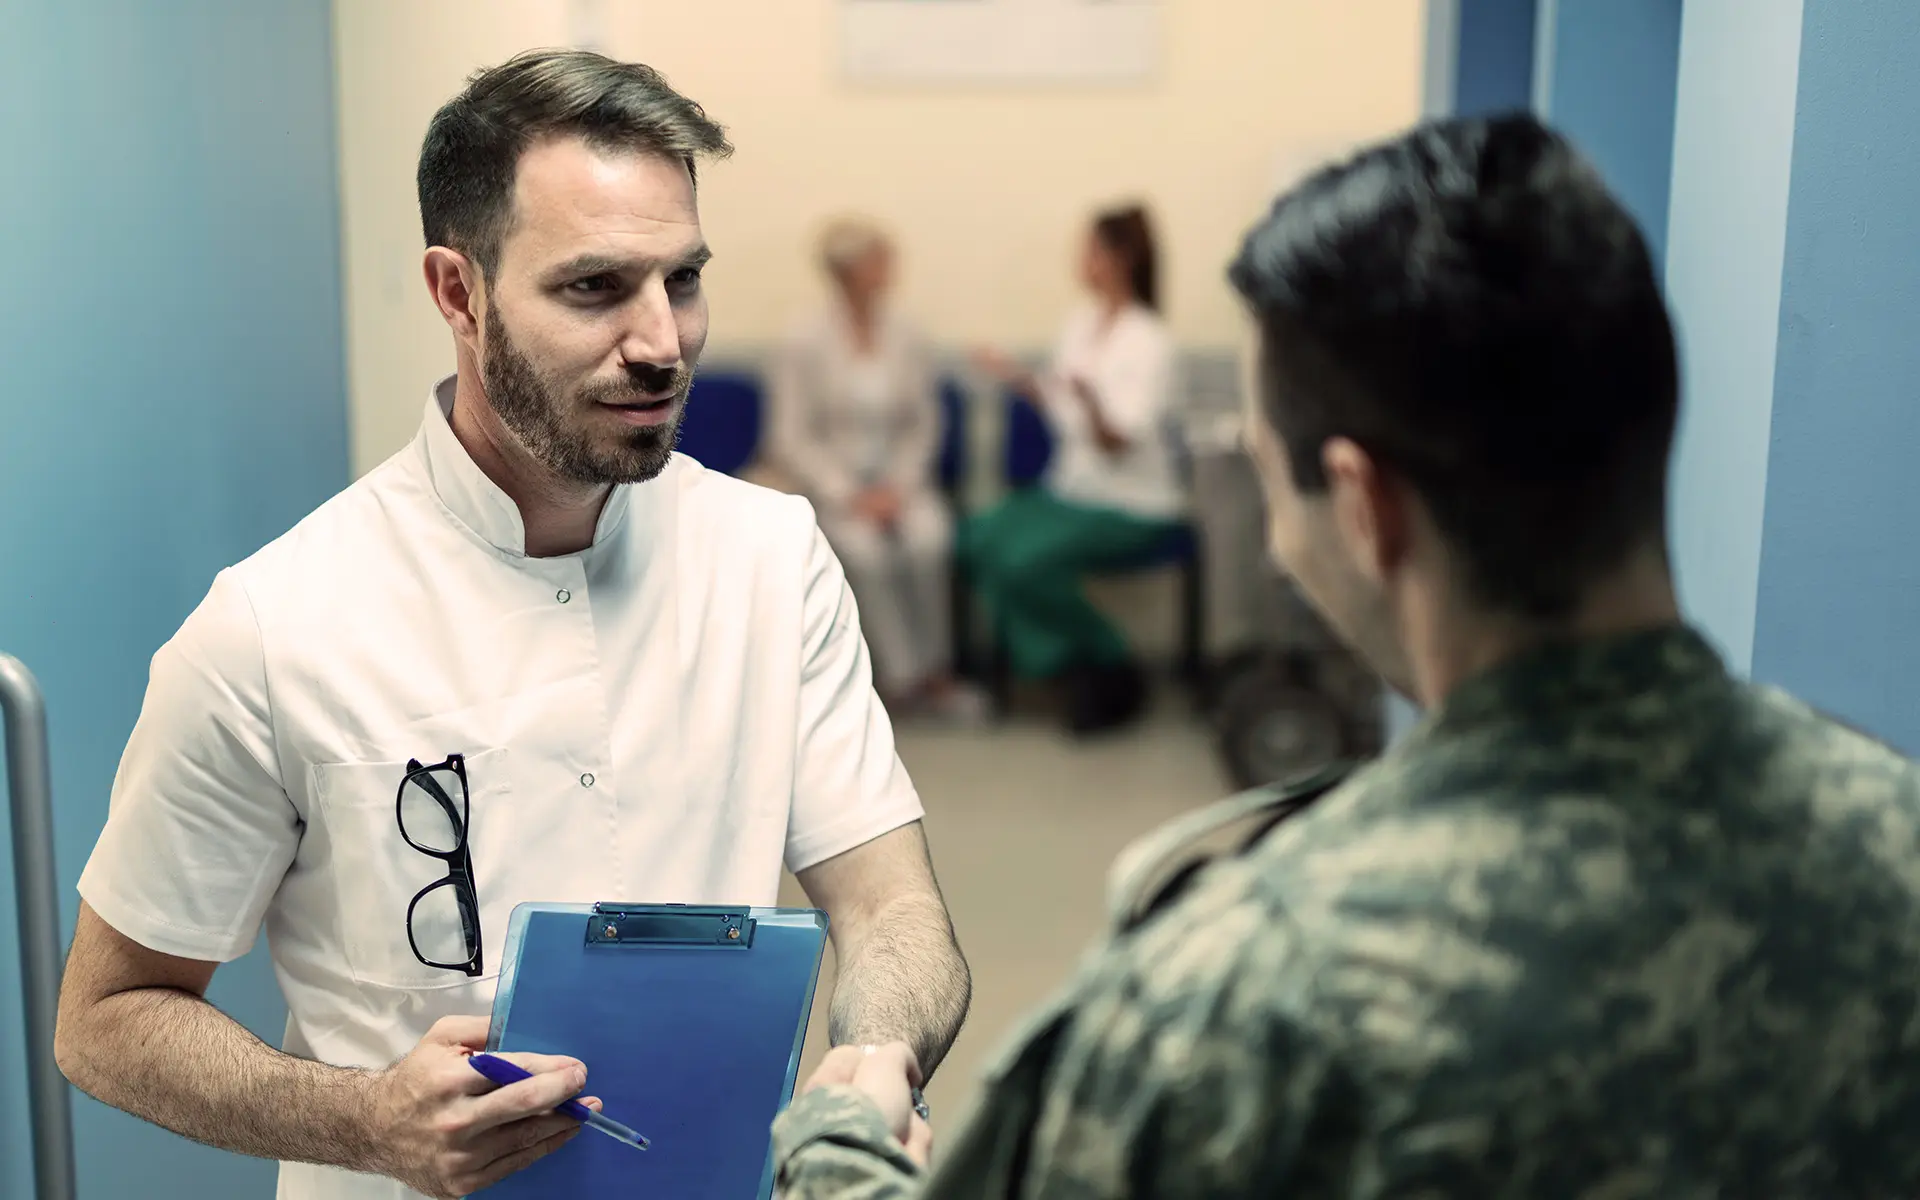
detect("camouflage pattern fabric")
[773,626,1920,1197]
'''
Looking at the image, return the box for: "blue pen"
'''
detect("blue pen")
[467,1052,650,1151]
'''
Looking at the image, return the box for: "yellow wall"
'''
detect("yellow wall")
[334,0,1426,474]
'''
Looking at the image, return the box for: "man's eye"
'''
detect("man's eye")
[568,275,617,294]
[668,267,703,287]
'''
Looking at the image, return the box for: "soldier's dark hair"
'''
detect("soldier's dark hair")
[1228,114,1679,619]
[418,49,733,278]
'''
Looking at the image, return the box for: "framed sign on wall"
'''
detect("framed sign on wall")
[840,0,1161,85]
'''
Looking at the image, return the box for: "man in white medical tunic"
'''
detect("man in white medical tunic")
[54,49,971,1200]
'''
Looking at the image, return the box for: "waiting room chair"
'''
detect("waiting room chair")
[678,370,764,477]
[936,377,980,678]
[936,376,968,499]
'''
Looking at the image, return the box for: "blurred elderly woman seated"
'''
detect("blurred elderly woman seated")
[766,217,985,722]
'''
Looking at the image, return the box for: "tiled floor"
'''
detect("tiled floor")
[777,705,1231,1135]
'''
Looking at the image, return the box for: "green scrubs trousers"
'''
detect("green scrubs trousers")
[960,488,1181,681]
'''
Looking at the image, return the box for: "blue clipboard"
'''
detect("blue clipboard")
[478,901,830,1199]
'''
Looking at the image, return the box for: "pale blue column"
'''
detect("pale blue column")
[1664,0,1805,673]
[1667,0,1920,750]
[0,3,348,1196]
[1747,0,1920,751]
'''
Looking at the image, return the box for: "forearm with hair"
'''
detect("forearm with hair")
[61,985,379,1170]
[827,890,971,1077]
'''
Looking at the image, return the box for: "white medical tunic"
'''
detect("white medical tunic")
[1040,302,1185,520]
[78,377,924,1200]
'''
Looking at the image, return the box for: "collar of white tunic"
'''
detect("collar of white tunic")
[418,374,638,559]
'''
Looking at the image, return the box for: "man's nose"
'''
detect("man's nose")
[615,282,680,368]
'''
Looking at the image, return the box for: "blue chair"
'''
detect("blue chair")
[981,387,1206,708]
[1002,393,1055,488]
[937,377,978,676]
[937,376,968,499]
[677,370,763,476]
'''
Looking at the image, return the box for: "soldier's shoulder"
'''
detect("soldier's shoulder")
[1749,683,1918,766]
[1091,762,1468,1024]
[1081,800,1512,1099]
[1242,751,1549,912]
[1738,683,1920,819]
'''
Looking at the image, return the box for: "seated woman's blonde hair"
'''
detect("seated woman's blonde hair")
[817,216,890,278]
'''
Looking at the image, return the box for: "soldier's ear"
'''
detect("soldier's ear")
[1323,438,1408,587]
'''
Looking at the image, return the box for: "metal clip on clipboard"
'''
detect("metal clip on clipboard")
[584,903,755,948]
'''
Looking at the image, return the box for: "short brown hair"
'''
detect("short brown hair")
[417,48,733,276]
[1092,204,1159,311]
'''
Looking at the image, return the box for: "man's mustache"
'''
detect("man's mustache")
[582,364,690,402]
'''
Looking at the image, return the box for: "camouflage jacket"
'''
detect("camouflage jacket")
[772,627,1920,1197]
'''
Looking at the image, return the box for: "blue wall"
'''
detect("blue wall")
[1750,0,1920,753]
[1534,0,1684,263]
[1454,0,1538,117]
[0,2,348,1196]
[1664,0,1806,674]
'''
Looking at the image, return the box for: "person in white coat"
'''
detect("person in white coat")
[767,219,984,721]
[53,53,969,1200]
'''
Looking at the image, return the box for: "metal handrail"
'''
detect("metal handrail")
[1,653,77,1200]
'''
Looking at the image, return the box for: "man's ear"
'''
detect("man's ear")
[1322,436,1409,586]
[423,247,484,344]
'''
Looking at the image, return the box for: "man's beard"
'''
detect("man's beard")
[481,305,691,486]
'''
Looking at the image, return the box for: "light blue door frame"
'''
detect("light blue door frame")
[0,2,350,1195]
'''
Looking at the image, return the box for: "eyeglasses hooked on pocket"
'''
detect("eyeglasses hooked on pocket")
[310,747,512,991]
[397,754,483,977]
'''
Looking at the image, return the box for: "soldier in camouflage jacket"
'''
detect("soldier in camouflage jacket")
[770,114,1920,1198]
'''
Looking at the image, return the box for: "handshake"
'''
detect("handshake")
[799,1041,935,1167]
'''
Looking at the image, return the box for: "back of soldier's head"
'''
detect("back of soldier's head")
[1230,114,1679,620]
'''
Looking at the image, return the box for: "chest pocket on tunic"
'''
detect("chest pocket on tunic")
[310,746,511,991]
